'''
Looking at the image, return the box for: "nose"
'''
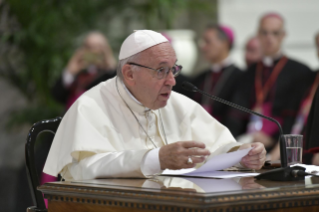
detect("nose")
[165,70,176,87]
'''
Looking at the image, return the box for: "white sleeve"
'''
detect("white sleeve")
[64,149,151,180]
[64,148,162,180]
[140,148,162,176]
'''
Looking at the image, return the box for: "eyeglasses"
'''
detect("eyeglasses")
[128,62,182,79]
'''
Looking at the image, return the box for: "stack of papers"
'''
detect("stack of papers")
[162,148,259,179]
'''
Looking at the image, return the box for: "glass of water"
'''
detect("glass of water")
[283,134,303,165]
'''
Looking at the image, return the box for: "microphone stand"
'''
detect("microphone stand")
[182,81,306,181]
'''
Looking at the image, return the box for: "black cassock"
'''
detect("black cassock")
[192,64,243,129]
[305,78,319,163]
[225,57,315,138]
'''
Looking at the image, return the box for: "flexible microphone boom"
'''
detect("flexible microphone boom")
[182,81,307,181]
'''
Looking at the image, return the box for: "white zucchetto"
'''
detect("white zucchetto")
[119,30,168,60]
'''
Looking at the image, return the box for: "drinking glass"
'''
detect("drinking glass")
[283,134,303,165]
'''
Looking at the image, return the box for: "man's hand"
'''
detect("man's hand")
[239,142,266,170]
[159,141,210,170]
[66,48,86,75]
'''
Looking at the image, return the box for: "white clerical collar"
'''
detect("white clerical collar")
[262,51,283,67]
[211,56,233,73]
[117,77,150,114]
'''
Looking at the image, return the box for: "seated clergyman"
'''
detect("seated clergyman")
[44,30,266,180]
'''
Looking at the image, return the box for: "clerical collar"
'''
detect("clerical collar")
[117,77,150,114]
[262,51,283,67]
[211,56,233,73]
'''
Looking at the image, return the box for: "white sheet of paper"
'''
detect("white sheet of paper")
[162,148,257,178]
[192,147,252,174]
[291,164,319,175]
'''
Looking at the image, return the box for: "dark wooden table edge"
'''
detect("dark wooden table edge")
[39,182,319,211]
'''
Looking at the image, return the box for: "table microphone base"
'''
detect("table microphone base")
[255,166,306,181]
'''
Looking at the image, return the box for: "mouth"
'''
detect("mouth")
[160,92,170,99]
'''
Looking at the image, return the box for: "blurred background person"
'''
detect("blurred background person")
[227,13,315,155]
[52,31,116,109]
[192,24,243,127]
[245,36,262,68]
[303,32,319,164]
[38,31,116,207]
[270,72,319,161]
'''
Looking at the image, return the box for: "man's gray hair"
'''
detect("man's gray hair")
[116,53,140,80]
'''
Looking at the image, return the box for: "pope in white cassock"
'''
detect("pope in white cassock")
[44,30,266,180]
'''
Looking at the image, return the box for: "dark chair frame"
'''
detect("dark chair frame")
[25,117,62,212]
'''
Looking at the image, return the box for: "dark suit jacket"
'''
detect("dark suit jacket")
[305,72,319,153]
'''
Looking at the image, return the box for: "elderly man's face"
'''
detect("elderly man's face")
[126,42,177,110]
[258,17,285,56]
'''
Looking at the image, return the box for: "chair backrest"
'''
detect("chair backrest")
[25,117,62,211]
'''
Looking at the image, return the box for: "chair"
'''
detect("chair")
[25,117,62,212]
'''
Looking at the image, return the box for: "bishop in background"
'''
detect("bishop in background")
[192,24,243,128]
[44,30,266,180]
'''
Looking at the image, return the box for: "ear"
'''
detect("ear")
[122,64,135,86]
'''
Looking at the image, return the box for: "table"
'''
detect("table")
[39,175,319,212]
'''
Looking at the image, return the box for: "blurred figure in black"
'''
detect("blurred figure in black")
[52,31,116,109]
[192,24,243,127]
[31,32,117,209]
[304,32,319,164]
[227,13,315,156]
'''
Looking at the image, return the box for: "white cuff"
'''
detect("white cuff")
[62,70,75,87]
[140,148,162,176]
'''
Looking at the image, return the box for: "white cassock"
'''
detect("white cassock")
[44,77,240,180]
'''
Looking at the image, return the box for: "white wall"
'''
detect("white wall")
[218,0,319,70]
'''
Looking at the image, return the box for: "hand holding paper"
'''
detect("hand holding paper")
[239,142,267,170]
[162,147,259,178]
[159,141,210,170]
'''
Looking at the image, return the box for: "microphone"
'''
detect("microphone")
[182,81,306,181]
